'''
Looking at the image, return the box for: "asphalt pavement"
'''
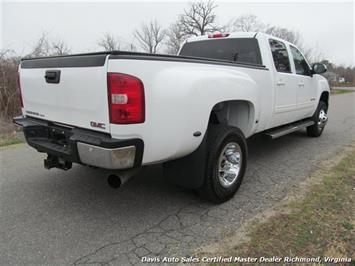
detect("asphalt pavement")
[0,93,354,265]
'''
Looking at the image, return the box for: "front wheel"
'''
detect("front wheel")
[307,101,328,137]
[197,125,247,203]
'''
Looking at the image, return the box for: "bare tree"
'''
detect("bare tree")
[98,33,120,51]
[265,26,301,45]
[51,40,71,56]
[134,20,166,53]
[227,15,303,48]
[227,14,264,32]
[28,32,51,57]
[0,49,13,60]
[178,0,222,36]
[303,47,324,64]
[118,42,137,52]
[126,43,137,52]
[27,32,71,57]
[165,22,186,54]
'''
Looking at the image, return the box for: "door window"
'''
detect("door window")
[290,45,311,76]
[269,39,291,73]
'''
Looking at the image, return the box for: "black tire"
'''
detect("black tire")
[307,101,328,137]
[197,125,247,203]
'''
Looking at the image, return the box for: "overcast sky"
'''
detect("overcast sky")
[1,0,354,66]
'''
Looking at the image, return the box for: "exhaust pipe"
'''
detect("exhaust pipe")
[107,168,140,189]
[107,174,122,188]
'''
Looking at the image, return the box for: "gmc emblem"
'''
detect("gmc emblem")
[90,121,106,129]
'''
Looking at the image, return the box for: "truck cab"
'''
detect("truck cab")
[178,32,329,129]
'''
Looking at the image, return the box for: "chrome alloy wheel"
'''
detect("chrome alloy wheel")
[318,109,328,130]
[217,142,242,188]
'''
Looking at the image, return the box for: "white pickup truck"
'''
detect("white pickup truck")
[14,32,329,203]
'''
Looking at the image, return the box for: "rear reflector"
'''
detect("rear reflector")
[107,73,145,124]
[17,72,23,108]
[208,33,230,38]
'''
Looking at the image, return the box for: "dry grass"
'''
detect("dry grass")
[0,134,23,147]
[0,119,23,147]
[196,145,355,265]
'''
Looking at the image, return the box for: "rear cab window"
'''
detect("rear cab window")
[179,38,263,65]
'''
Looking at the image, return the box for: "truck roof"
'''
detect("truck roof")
[184,32,296,47]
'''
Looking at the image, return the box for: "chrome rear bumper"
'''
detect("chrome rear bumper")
[77,142,136,169]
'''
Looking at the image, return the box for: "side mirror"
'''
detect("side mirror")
[312,63,327,75]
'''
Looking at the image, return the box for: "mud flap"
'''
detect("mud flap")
[163,135,207,189]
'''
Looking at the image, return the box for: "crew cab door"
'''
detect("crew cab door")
[268,38,298,127]
[289,45,317,118]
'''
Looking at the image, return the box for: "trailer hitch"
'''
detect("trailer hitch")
[44,154,72,170]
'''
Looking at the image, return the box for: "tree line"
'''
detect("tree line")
[97,1,315,58]
[0,0,354,123]
[3,0,324,58]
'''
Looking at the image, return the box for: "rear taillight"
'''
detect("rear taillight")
[107,73,145,124]
[17,72,23,108]
[208,33,230,38]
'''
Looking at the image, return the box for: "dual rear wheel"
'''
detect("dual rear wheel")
[197,125,247,203]
[167,101,328,203]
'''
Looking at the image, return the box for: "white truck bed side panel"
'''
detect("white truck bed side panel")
[108,59,272,165]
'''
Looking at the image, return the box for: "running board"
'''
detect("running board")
[264,120,314,139]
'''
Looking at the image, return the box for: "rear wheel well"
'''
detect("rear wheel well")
[208,100,255,137]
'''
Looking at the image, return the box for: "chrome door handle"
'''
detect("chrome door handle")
[298,83,305,87]
[277,81,285,86]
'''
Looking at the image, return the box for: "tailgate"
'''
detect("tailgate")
[20,54,110,133]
